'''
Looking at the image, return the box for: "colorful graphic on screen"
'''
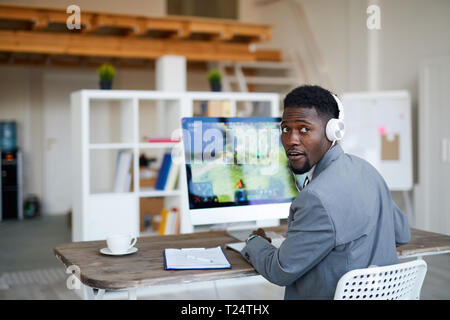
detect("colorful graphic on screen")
[182,117,298,209]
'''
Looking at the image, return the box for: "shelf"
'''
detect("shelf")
[226,76,298,86]
[139,230,158,237]
[89,143,135,150]
[88,190,182,198]
[89,142,180,150]
[138,142,180,149]
[89,191,134,197]
[72,90,280,241]
[139,188,181,197]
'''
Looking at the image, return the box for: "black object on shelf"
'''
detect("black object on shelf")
[139,153,157,168]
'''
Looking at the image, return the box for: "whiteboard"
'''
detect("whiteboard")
[340,91,413,191]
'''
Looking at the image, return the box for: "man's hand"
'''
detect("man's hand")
[251,228,272,243]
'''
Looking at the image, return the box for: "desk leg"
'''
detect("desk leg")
[213,280,220,299]
[85,286,105,300]
[95,289,105,300]
[128,288,137,300]
[402,190,414,226]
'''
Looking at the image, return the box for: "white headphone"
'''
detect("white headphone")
[325,93,345,143]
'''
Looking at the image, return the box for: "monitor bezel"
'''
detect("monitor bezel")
[181,116,296,226]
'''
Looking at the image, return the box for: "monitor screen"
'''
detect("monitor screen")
[181,117,298,211]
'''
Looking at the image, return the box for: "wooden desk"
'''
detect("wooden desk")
[54,227,450,299]
[397,228,450,259]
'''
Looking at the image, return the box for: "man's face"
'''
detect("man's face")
[280,106,331,174]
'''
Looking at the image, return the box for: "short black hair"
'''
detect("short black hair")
[283,85,339,121]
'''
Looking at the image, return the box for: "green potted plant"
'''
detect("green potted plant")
[208,69,222,92]
[97,63,115,90]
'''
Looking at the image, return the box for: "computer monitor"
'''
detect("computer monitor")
[181,117,298,227]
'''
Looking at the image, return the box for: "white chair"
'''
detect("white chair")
[334,259,427,300]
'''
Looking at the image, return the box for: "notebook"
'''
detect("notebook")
[164,246,231,270]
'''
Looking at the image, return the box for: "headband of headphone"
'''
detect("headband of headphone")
[331,93,344,121]
[326,93,345,142]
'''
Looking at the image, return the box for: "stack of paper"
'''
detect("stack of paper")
[114,150,133,192]
[164,246,231,270]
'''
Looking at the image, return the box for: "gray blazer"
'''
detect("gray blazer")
[241,144,411,299]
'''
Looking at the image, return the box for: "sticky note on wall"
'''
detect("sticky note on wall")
[381,134,400,160]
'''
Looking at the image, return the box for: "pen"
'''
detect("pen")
[186,255,214,263]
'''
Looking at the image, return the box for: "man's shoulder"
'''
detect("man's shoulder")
[316,151,384,186]
[293,150,388,208]
[304,152,389,244]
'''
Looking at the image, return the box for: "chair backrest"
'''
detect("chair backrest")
[334,259,427,300]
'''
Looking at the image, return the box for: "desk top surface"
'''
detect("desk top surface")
[54,227,450,290]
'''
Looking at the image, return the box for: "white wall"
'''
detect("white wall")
[240,0,450,92]
[0,62,211,215]
[239,0,352,93]
[0,0,214,215]
[2,0,450,219]
[0,67,38,200]
[239,0,450,229]
[0,61,211,215]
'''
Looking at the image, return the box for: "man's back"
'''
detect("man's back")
[285,145,410,299]
[241,145,411,299]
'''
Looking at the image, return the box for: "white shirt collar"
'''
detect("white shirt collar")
[307,165,316,182]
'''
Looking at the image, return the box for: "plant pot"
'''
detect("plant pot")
[100,79,113,90]
[209,82,222,92]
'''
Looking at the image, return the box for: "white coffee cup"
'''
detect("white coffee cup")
[106,234,137,254]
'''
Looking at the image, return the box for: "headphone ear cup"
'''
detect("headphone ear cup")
[326,119,345,142]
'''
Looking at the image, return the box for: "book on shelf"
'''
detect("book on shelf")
[155,153,172,190]
[164,161,180,191]
[158,207,180,235]
[172,208,180,234]
[114,150,133,192]
[164,209,174,235]
[147,137,180,143]
[158,209,169,235]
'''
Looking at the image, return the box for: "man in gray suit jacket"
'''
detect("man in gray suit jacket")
[241,85,411,300]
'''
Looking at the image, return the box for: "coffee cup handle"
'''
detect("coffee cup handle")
[129,237,137,249]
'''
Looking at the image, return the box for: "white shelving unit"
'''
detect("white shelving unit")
[71,90,279,241]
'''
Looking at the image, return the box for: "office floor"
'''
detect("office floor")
[0,215,448,300]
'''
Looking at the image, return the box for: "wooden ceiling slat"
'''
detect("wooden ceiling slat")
[0,4,272,42]
[0,30,259,62]
[0,3,281,64]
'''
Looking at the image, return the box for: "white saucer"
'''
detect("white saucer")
[100,247,138,256]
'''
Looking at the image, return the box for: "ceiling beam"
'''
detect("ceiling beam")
[0,4,280,64]
[0,30,261,62]
[0,4,272,43]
